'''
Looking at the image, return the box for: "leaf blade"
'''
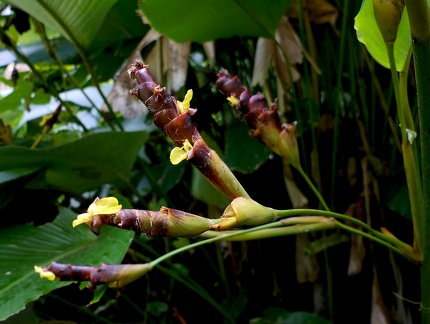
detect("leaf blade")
[7,0,118,48]
[139,0,293,43]
[0,131,147,193]
[0,207,133,321]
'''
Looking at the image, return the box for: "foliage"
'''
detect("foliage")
[0,0,426,323]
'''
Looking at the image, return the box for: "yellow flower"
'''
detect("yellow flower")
[177,89,193,114]
[34,265,56,281]
[227,96,239,106]
[170,139,193,165]
[72,197,122,228]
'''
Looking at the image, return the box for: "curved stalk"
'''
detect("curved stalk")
[296,165,330,211]
[275,208,416,261]
[149,221,287,267]
[32,18,109,128]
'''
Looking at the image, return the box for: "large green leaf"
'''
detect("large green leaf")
[0,131,148,193]
[90,0,150,50]
[6,0,118,49]
[354,0,411,71]
[224,121,271,174]
[139,0,293,43]
[0,206,134,321]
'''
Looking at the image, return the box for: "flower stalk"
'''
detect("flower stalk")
[385,41,423,256]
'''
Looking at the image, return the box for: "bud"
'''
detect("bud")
[37,262,153,290]
[218,197,277,229]
[373,0,405,45]
[277,122,301,168]
[252,109,283,155]
[164,207,213,237]
[107,263,153,288]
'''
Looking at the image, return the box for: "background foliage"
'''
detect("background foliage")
[0,0,419,323]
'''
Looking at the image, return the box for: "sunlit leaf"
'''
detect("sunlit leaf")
[7,0,118,48]
[354,0,411,71]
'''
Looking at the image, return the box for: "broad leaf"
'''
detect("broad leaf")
[139,0,293,43]
[354,0,411,71]
[0,131,148,193]
[6,0,118,49]
[224,121,271,174]
[0,167,43,183]
[386,181,412,220]
[90,0,150,50]
[0,206,134,321]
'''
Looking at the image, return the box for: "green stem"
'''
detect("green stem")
[200,218,337,240]
[31,133,45,149]
[275,208,416,260]
[296,0,323,197]
[150,221,287,267]
[131,248,235,323]
[387,44,422,254]
[0,28,88,131]
[296,165,330,211]
[404,1,430,321]
[399,49,421,172]
[146,208,417,268]
[33,18,108,127]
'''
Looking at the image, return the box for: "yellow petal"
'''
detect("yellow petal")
[227,96,239,105]
[183,139,193,151]
[39,271,56,281]
[34,265,56,280]
[72,213,93,227]
[177,89,193,114]
[88,197,122,215]
[183,89,193,105]
[170,147,188,165]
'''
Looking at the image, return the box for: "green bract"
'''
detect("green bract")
[354,0,411,71]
